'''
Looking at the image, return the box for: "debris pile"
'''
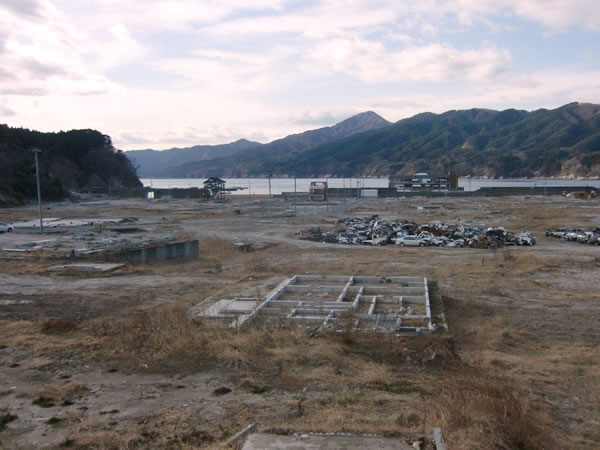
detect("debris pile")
[546,228,600,245]
[299,216,536,248]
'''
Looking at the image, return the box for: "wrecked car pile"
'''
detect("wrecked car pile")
[545,228,600,245]
[299,216,536,248]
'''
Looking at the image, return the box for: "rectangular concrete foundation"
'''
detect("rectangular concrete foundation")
[195,275,435,335]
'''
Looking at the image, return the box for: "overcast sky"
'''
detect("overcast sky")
[1,0,599,150]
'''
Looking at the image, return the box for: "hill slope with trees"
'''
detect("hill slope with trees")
[0,125,141,206]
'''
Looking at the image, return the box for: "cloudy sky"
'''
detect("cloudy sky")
[1,0,599,150]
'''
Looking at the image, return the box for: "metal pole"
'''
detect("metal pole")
[33,148,43,233]
[326,177,329,211]
[268,173,272,220]
[248,180,251,200]
[294,175,297,217]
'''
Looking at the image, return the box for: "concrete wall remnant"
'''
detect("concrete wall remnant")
[108,240,199,264]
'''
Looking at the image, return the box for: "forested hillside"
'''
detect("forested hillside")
[0,125,141,206]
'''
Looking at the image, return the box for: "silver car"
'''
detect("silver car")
[0,222,14,233]
[395,236,426,247]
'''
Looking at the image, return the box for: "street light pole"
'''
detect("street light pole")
[32,148,43,233]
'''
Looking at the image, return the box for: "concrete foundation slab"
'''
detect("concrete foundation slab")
[242,433,415,449]
[47,263,124,273]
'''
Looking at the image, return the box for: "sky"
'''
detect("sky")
[1,0,599,150]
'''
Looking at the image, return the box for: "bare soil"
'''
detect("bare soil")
[0,195,598,449]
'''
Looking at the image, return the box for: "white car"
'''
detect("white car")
[395,236,426,247]
[0,222,14,233]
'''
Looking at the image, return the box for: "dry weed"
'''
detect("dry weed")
[432,367,562,449]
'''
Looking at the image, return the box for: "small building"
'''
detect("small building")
[203,177,226,200]
[389,173,449,191]
[309,181,328,201]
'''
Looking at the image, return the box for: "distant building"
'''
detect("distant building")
[203,177,226,199]
[389,173,449,191]
[309,181,328,201]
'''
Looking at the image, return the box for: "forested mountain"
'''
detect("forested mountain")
[125,139,262,177]
[136,111,392,177]
[0,125,141,206]
[173,103,600,178]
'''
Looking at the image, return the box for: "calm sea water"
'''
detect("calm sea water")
[141,177,600,195]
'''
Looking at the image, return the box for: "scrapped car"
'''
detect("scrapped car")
[517,232,536,246]
[0,222,14,233]
[430,236,449,247]
[395,236,427,247]
[546,229,567,238]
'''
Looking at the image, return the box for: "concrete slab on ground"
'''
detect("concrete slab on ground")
[47,263,124,273]
[242,433,414,449]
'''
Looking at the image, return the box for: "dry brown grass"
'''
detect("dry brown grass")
[84,305,567,447]
[41,319,79,334]
[0,319,103,357]
[432,367,562,449]
[64,406,217,449]
[37,381,88,403]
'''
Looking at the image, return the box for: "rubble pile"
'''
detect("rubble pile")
[299,216,536,248]
[546,228,600,245]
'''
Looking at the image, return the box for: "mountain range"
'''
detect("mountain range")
[125,103,600,179]
[126,111,391,178]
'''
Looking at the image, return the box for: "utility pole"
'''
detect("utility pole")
[326,177,329,211]
[268,171,273,220]
[294,175,297,217]
[32,148,43,233]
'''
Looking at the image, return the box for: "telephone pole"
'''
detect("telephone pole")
[32,148,43,233]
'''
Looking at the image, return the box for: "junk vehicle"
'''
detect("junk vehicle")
[545,227,600,245]
[300,216,536,249]
[395,236,427,247]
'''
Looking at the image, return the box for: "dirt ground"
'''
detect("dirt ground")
[0,195,598,449]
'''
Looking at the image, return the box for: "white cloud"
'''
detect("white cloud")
[449,0,600,31]
[307,39,511,83]
[361,69,600,121]
[0,0,141,96]
[1,0,599,150]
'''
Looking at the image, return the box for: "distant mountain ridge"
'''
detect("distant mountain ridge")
[146,111,392,177]
[126,103,600,179]
[279,102,600,178]
[125,138,262,177]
